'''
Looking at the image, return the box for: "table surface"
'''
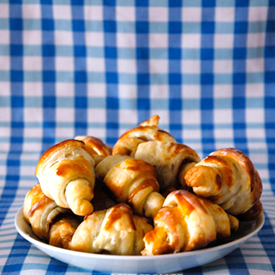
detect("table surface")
[1,1,275,274]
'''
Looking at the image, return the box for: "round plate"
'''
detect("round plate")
[15,207,264,274]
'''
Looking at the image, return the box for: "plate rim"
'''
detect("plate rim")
[14,207,265,271]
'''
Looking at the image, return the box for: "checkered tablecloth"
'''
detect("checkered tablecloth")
[1,0,275,274]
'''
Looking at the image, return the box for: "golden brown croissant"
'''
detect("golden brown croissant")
[23,184,80,243]
[95,155,165,218]
[68,203,153,255]
[142,190,239,255]
[35,139,96,216]
[134,135,201,191]
[184,148,263,218]
[75,136,112,157]
[112,115,176,157]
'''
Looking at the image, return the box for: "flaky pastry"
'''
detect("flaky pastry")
[23,184,80,243]
[68,203,153,255]
[35,139,96,216]
[23,115,264,257]
[184,148,263,218]
[95,154,165,218]
[142,190,239,255]
[135,135,201,191]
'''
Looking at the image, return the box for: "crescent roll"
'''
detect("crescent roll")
[184,148,263,218]
[68,203,153,255]
[142,190,239,255]
[23,184,80,243]
[135,136,201,191]
[112,115,176,157]
[35,139,96,216]
[95,155,165,218]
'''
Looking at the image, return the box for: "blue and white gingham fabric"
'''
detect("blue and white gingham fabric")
[0,0,275,274]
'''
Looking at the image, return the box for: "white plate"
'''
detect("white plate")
[15,207,264,274]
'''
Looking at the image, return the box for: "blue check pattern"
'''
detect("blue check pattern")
[1,0,275,274]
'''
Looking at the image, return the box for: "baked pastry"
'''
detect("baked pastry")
[35,139,96,216]
[112,115,200,191]
[49,216,80,249]
[112,115,176,157]
[95,155,165,218]
[142,190,239,255]
[23,184,80,243]
[75,136,112,157]
[184,148,263,218]
[135,135,201,191]
[68,203,153,255]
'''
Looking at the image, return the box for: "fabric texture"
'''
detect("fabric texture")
[0,0,275,274]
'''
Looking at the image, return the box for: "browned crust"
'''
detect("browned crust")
[120,158,158,178]
[25,184,52,218]
[112,115,174,156]
[75,136,112,156]
[172,190,209,216]
[117,125,170,141]
[35,139,86,177]
[104,158,159,202]
[49,217,79,248]
[139,115,160,126]
[104,203,136,231]
[184,165,223,191]
[55,155,94,179]
[212,148,263,205]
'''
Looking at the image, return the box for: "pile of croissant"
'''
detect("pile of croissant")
[23,115,263,256]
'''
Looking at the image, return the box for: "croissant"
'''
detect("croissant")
[75,136,112,157]
[68,203,153,255]
[35,139,96,216]
[95,155,165,218]
[184,148,263,218]
[134,134,201,192]
[142,190,239,256]
[112,115,176,157]
[23,184,80,243]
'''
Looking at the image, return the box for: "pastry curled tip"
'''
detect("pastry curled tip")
[66,201,93,217]
[35,139,85,177]
[65,179,95,216]
[140,115,160,126]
